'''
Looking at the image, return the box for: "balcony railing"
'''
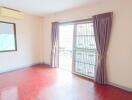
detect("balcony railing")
[74,48,96,77]
[59,48,72,71]
[59,48,96,77]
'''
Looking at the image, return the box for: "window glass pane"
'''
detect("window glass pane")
[74,22,96,77]
[0,22,16,51]
[0,34,15,51]
[76,23,94,35]
[59,25,73,51]
[76,36,96,49]
[59,24,74,71]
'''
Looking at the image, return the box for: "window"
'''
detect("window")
[0,21,17,52]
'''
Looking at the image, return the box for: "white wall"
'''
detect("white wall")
[0,14,43,73]
[42,0,132,89]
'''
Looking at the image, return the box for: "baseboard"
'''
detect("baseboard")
[0,65,29,74]
[0,63,43,74]
[43,63,51,67]
[72,72,132,92]
[42,62,51,67]
[32,63,51,67]
[108,82,132,92]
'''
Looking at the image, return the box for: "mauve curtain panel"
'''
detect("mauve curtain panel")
[93,12,113,84]
[51,22,59,68]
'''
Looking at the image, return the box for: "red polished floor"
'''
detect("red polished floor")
[0,64,132,100]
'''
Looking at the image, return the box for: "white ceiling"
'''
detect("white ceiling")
[0,0,102,16]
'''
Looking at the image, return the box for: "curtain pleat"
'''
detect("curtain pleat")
[51,22,59,68]
[93,12,113,84]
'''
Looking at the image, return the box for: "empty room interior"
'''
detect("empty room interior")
[0,0,132,100]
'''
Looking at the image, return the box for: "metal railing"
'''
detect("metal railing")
[59,47,96,77]
[74,22,96,78]
[59,48,73,71]
[74,49,96,77]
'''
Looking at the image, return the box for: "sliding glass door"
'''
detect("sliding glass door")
[73,22,96,78]
[59,21,96,78]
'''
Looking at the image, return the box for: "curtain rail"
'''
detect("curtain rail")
[59,18,93,25]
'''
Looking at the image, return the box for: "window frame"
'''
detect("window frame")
[58,18,97,79]
[0,21,17,53]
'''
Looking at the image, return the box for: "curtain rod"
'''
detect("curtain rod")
[59,18,93,25]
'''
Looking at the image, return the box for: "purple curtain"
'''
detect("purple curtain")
[51,22,59,68]
[93,12,113,84]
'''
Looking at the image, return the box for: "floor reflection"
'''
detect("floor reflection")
[0,86,18,100]
[0,65,132,100]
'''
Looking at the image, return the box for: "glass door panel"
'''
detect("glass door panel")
[59,24,74,71]
[73,22,96,78]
